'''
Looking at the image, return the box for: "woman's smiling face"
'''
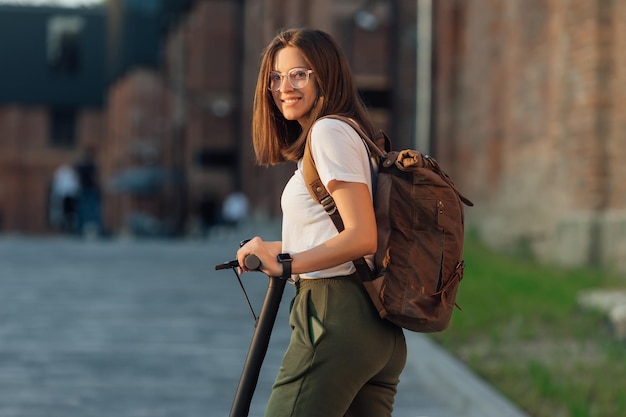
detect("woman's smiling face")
[270,46,318,126]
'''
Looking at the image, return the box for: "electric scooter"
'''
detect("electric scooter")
[215,246,287,417]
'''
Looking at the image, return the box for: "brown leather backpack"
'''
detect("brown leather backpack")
[302,115,473,332]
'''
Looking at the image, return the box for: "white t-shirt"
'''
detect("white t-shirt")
[281,118,374,279]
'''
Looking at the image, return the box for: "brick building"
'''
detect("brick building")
[0,0,417,237]
[3,0,624,273]
[0,5,106,234]
[433,0,626,271]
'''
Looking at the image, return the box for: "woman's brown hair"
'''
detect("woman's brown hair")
[252,28,375,166]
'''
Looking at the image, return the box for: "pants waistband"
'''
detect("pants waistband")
[294,272,361,293]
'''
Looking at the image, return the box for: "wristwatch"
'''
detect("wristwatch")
[276,253,293,279]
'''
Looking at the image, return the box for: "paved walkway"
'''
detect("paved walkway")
[0,226,530,417]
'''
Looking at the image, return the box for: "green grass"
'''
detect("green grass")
[431,236,626,417]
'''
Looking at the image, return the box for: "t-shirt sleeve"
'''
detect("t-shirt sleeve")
[309,118,371,189]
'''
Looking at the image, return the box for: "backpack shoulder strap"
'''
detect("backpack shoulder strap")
[302,114,384,225]
[302,125,345,231]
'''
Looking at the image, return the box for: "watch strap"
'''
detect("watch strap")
[277,253,292,279]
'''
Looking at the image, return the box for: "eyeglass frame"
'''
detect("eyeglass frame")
[267,68,315,91]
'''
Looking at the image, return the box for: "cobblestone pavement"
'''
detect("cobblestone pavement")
[0,228,529,417]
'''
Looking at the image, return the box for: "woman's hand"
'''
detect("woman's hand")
[237,237,283,277]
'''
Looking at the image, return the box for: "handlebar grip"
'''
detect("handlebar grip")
[214,239,261,271]
[244,254,261,270]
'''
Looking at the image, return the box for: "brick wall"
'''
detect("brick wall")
[179,0,241,225]
[0,106,51,233]
[101,69,169,235]
[0,106,103,234]
[101,0,246,236]
[434,0,626,271]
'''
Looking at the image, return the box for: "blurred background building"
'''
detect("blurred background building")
[433,0,626,272]
[0,0,416,237]
[0,0,624,273]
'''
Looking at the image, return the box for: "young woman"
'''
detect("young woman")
[237,28,407,417]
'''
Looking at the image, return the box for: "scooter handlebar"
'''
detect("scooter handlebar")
[215,254,261,271]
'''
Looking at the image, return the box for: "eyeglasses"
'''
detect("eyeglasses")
[268,68,314,91]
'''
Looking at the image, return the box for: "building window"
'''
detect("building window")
[50,108,77,148]
[47,15,85,74]
[359,88,391,110]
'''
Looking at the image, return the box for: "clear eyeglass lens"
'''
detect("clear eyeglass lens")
[269,69,312,91]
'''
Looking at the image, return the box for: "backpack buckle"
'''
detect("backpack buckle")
[320,195,337,215]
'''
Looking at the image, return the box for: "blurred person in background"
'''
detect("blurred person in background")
[74,147,102,238]
[221,190,249,228]
[49,162,80,234]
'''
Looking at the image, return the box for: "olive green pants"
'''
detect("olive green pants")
[264,274,407,417]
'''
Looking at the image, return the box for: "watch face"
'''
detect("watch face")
[277,253,292,262]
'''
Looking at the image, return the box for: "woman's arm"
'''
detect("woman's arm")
[237,180,375,278]
[290,180,376,275]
